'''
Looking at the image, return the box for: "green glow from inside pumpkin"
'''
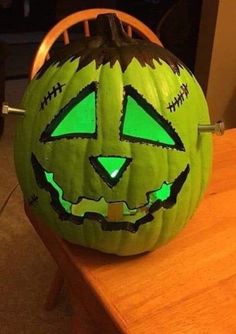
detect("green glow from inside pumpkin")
[45,171,72,213]
[51,92,96,137]
[44,170,172,219]
[123,96,175,145]
[97,156,128,178]
[148,182,172,205]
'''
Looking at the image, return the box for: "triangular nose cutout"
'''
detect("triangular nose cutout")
[89,155,132,187]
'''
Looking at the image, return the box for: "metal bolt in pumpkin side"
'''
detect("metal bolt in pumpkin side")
[14,14,213,256]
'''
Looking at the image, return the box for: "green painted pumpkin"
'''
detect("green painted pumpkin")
[14,14,212,255]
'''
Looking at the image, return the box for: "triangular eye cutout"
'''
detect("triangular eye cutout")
[120,85,184,151]
[89,155,132,187]
[40,82,97,142]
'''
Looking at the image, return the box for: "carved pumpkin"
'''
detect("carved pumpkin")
[14,14,212,255]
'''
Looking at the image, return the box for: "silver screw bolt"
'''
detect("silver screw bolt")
[198,121,224,136]
[2,102,25,115]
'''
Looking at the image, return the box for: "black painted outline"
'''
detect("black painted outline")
[31,153,189,233]
[120,85,185,151]
[40,82,66,111]
[167,83,189,112]
[40,82,98,142]
[89,155,132,188]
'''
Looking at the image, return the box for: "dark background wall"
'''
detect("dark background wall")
[0,0,203,72]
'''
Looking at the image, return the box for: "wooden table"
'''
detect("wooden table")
[25,129,236,334]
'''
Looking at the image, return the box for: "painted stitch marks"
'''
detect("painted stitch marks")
[40,82,66,111]
[28,194,38,206]
[167,83,189,112]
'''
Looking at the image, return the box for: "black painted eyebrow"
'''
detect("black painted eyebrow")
[40,82,66,111]
[167,83,189,112]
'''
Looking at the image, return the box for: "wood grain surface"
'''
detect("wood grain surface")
[26,129,236,334]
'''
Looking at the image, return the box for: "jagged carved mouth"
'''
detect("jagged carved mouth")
[31,154,189,233]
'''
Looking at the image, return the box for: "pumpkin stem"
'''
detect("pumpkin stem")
[95,14,132,46]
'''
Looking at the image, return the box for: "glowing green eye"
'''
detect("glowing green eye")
[123,95,174,145]
[41,82,97,142]
[51,91,96,137]
[121,86,184,150]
